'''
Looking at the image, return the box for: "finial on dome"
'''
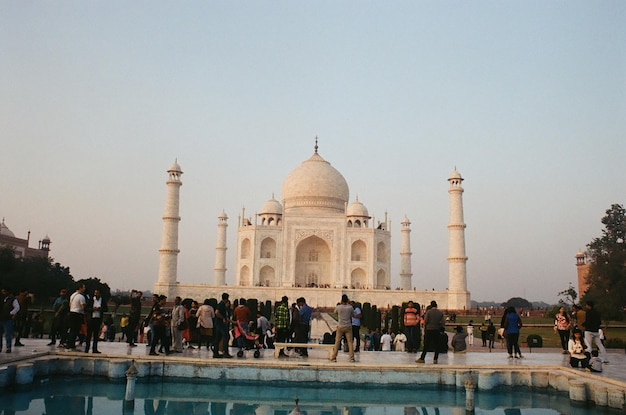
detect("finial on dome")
[314,136,318,154]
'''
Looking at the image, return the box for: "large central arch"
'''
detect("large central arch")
[294,235,331,287]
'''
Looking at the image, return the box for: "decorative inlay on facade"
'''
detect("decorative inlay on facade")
[295,229,334,243]
[285,196,345,210]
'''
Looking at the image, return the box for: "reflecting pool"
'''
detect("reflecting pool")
[0,377,619,415]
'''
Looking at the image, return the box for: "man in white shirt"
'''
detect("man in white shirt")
[84,289,106,353]
[67,283,86,351]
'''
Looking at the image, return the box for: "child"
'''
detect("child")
[587,349,603,373]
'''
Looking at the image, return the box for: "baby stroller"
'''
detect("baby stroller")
[234,320,263,358]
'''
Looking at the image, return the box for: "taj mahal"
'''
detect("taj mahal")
[154,141,470,310]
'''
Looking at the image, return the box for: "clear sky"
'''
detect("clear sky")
[1,2,624,304]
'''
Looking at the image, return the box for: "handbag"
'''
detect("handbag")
[178,320,188,331]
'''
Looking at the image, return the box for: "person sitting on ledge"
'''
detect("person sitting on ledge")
[568,329,590,369]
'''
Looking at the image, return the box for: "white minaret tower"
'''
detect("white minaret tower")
[447,168,469,309]
[214,210,228,285]
[399,215,413,290]
[157,160,183,288]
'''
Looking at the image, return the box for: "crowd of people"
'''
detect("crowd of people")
[0,285,612,373]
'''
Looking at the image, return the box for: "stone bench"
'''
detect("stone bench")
[274,342,334,359]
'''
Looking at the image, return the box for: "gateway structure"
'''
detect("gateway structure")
[154,143,470,310]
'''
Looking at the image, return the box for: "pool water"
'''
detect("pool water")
[0,377,619,415]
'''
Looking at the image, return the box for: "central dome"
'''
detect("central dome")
[281,152,349,213]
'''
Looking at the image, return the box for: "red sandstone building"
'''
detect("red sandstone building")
[0,218,50,259]
[575,251,590,297]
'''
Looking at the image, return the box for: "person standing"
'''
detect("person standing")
[582,301,608,363]
[84,289,106,353]
[233,298,251,352]
[574,304,586,337]
[171,296,185,353]
[466,320,474,346]
[351,301,362,352]
[296,297,312,356]
[416,300,445,364]
[553,306,571,354]
[0,288,20,353]
[127,290,142,347]
[213,293,232,358]
[48,289,69,346]
[329,294,355,362]
[380,328,393,351]
[274,296,290,357]
[13,288,30,347]
[256,311,271,347]
[149,295,171,356]
[403,301,419,353]
[393,330,407,351]
[502,306,523,359]
[196,299,215,350]
[66,283,86,351]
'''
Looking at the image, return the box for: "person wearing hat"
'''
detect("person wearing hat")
[416,300,445,364]
[451,325,467,353]
[48,289,69,346]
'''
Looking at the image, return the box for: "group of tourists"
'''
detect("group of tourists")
[554,300,608,372]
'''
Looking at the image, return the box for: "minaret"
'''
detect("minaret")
[157,160,183,286]
[447,168,468,301]
[399,215,413,290]
[214,210,228,285]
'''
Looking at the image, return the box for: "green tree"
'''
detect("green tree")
[0,248,74,305]
[557,282,578,308]
[582,203,626,321]
[501,297,532,310]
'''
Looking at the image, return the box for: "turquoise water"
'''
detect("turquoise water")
[0,377,619,415]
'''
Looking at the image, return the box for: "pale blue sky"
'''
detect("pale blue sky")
[1,2,624,303]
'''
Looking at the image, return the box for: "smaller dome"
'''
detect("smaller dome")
[0,219,15,237]
[575,251,585,258]
[168,159,182,173]
[347,199,369,217]
[260,197,283,215]
[449,168,462,180]
[218,210,228,219]
[401,215,411,225]
[41,234,51,243]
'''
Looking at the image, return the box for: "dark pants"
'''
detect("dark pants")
[213,324,229,355]
[127,316,140,344]
[67,312,84,349]
[295,323,310,355]
[150,325,169,354]
[558,329,570,351]
[506,333,521,356]
[570,355,590,368]
[351,325,361,352]
[406,325,418,352]
[419,329,441,361]
[84,318,102,352]
[50,315,68,344]
[0,319,14,351]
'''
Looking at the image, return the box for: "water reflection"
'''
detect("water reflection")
[0,377,612,415]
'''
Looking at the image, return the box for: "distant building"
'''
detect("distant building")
[0,218,50,259]
[575,251,590,297]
